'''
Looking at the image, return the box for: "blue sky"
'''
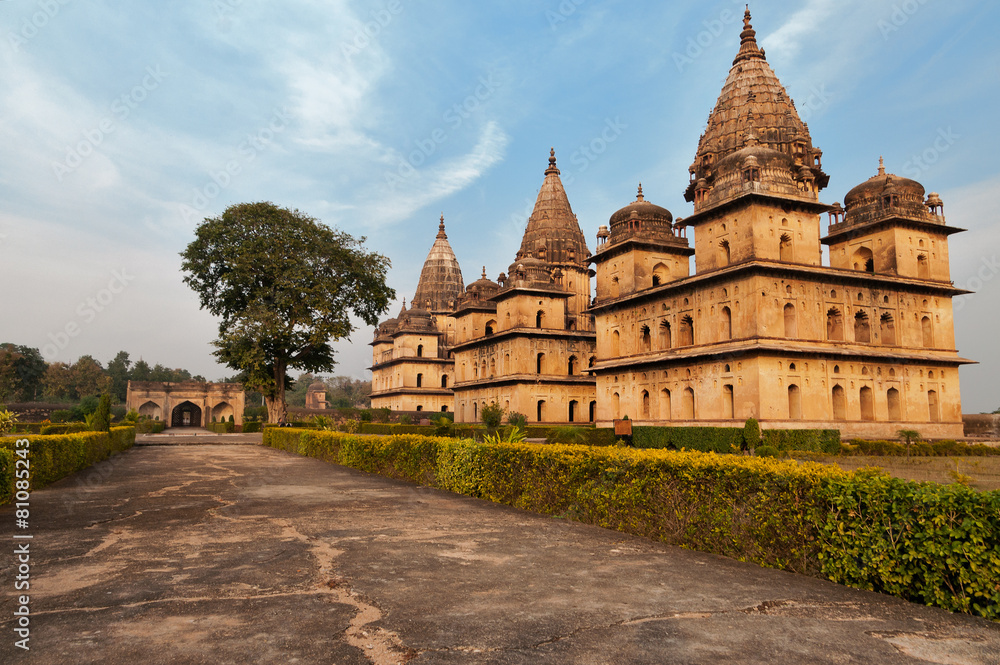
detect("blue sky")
[2,0,999,412]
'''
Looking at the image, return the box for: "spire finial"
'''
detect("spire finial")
[437,213,447,238]
[545,147,560,175]
[636,183,644,202]
[878,156,886,176]
[481,266,487,279]
[733,4,763,64]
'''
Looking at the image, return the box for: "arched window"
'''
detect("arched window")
[854,311,871,343]
[788,384,802,419]
[721,307,732,341]
[860,386,874,421]
[679,316,694,346]
[779,233,792,262]
[536,353,545,374]
[659,320,672,349]
[567,400,578,423]
[611,330,621,356]
[641,326,651,352]
[887,388,901,421]
[441,405,449,412]
[928,390,940,422]
[568,356,577,375]
[784,303,797,338]
[682,387,695,419]
[719,240,731,266]
[921,316,934,347]
[441,375,448,388]
[489,358,496,377]
[827,308,844,341]
[641,390,650,419]
[880,314,896,345]
[589,401,596,422]
[832,385,847,421]
[474,402,478,421]
[416,373,423,388]
[917,254,929,279]
[611,277,620,298]
[660,389,671,420]
[485,320,496,336]
[536,310,545,328]
[416,344,423,358]
[652,263,668,286]
[588,356,596,368]
[722,385,734,419]
[852,247,874,272]
[612,392,621,419]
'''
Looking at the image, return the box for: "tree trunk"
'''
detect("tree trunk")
[266,358,288,424]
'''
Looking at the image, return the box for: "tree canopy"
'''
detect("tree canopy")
[180,202,394,422]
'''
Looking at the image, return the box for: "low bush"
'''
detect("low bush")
[0,426,136,503]
[633,426,743,453]
[207,422,235,434]
[762,429,841,454]
[242,421,263,434]
[263,428,1000,620]
[844,439,1000,457]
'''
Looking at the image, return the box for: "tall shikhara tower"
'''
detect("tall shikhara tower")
[450,149,597,424]
[370,216,464,414]
[588,9,971,438]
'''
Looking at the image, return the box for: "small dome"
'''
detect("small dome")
[844,157,925,210]
[609,184,674,227]
[307,380,326,391]
[467,266,499,293]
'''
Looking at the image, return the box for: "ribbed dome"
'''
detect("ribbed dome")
[844,157,925,210]
[466,266,499,295]
[684,8,828,209]
[607,184,677,246]
[412,215,464,313]
[513,149,590,270]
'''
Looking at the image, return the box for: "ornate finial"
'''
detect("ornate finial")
[636,183,644,202]
[734,4,763,63]
[436,213,447,238]
[545,147,560,175]
[878,156,886,176]
[481,266,487,279]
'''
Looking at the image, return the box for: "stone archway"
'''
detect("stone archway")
[171,401,203,428]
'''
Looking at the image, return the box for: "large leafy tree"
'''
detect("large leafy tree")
[0,344,46,402]
[107,351,132,402]
[72,355,110,398]
[181,202,394,423]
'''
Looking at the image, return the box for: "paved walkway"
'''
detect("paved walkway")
[2,445,998,664]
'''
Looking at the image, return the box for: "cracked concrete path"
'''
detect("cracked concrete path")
[1,445,998,664]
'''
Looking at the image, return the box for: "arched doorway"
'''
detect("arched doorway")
[171,401,202,428]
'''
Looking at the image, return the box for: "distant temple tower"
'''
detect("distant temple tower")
[369,216,464,413]
[451,149,598,424]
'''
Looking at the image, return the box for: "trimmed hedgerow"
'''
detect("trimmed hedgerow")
[263,428,1000,620]
[632,426,744,453]
[844,439,1000,457]
[763,429,841,454]
[0,426,136,503]
[242,422,263,433]
[207,422,235,434]
[0,448,12,505]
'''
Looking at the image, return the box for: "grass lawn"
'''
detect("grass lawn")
[790,454,1000,492]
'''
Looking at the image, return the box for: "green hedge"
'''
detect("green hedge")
[207,422,235,434]
[633,426,744,453]
[242,422,262,433]
[134,420,166,434]
[263,428,1000,620]
[1,427,136,503]
[39,423,89,435]
[763,429,841,453]
[844,439,1000,457]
